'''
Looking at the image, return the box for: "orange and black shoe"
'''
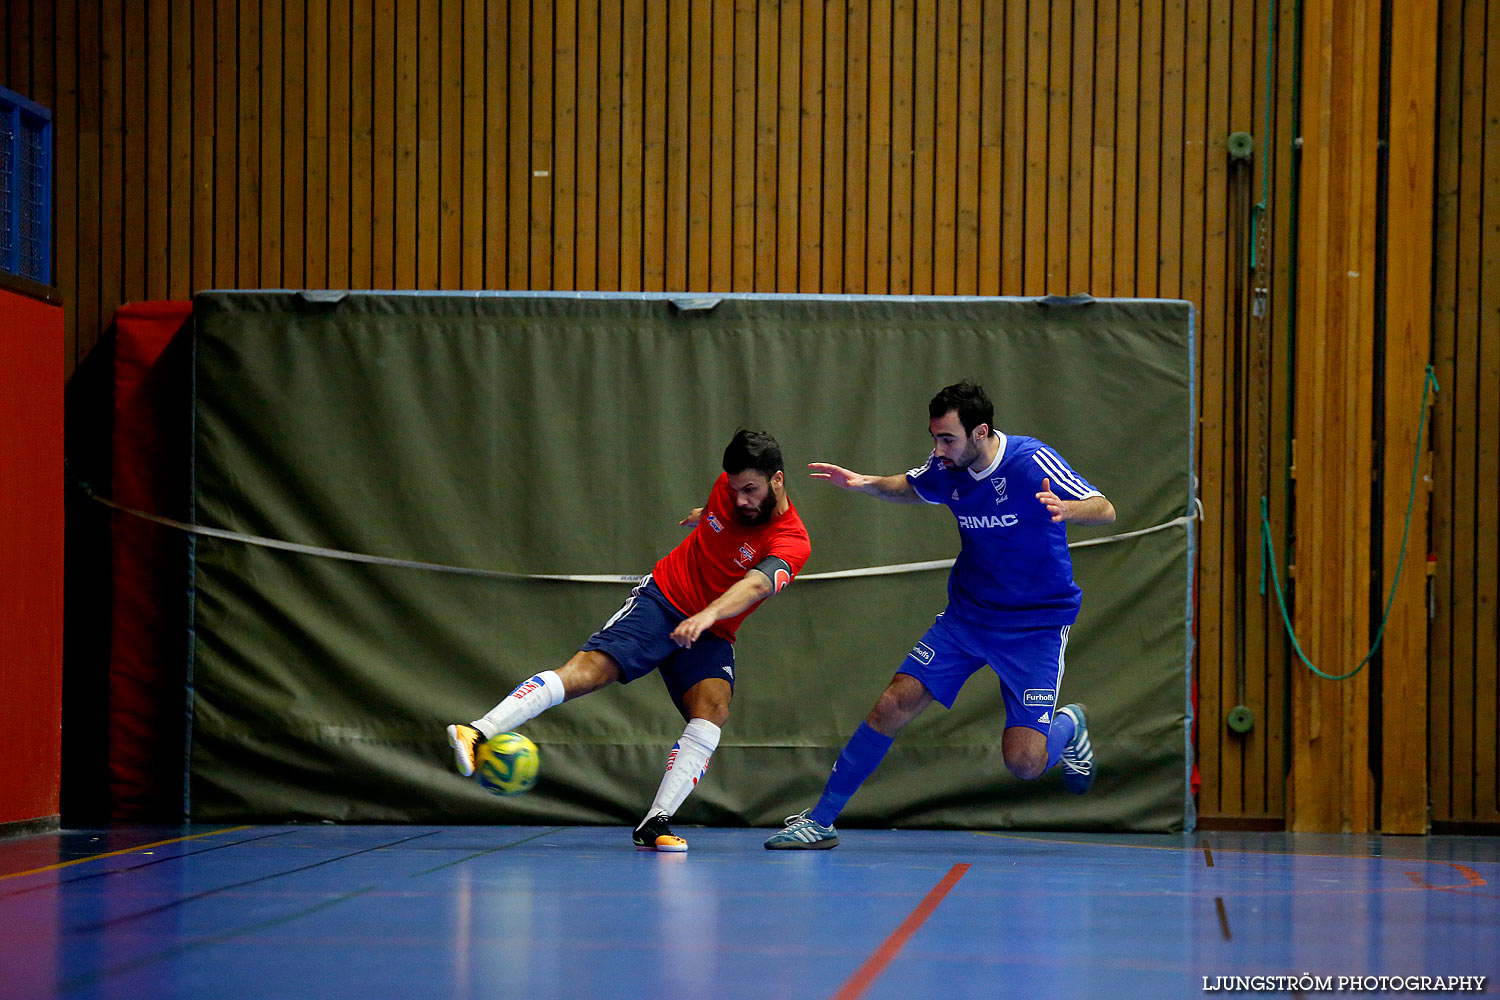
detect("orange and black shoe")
[632,813,688,853]
[446,724,483,777]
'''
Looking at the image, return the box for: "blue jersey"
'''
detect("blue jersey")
[906,432,1103,627]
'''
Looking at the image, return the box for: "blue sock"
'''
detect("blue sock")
[1045,710,1076,771]
[809,722,894,827]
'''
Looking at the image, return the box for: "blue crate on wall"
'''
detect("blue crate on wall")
[0,86,53,286]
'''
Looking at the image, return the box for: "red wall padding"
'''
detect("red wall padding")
[0,288,64,827]
[109,301,194,820]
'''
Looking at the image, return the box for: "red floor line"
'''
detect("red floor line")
[831,862,972,1000]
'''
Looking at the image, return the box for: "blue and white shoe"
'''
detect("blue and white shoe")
[1057,704,1094,794]
[764,810,839,850]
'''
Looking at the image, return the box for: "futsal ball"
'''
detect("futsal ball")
[474,731,540,797]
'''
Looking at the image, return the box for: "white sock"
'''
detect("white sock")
[472,670,565,739]
[646,718,721,821]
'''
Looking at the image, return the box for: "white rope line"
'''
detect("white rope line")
[89,488,1200,584]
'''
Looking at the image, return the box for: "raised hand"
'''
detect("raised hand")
[1035,477,1066,522]
[808,462,867,490]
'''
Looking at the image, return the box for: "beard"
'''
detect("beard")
[941,438,982,470]
[733,491,778,526]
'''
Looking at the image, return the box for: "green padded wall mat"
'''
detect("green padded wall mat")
[189,291,1196,831]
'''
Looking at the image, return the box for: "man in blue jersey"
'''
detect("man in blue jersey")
[765,380,1116,849]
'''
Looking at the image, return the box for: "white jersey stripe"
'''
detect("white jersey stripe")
[1031,448,1092,497]
[1032,450,1097,499]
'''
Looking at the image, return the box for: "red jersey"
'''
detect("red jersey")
[651,472,812,642]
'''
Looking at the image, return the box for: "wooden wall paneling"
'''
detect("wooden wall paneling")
[1428,0,1458,816]
[909,0,936,295]
[121,0,145,304]
[1380,0,1439,832]
[687,0,712,292]
[708,0,734,291]
[212,0,235,290]
[508,0,532,288]
[370,0,394,287]
[1236,0,1272,821]
[1044,0,1069,293]
[1264,0,1296,820]
[351,0,375,288]
[798,0,823,293]
[1475,0,1500,823]
[595,0,619,289]
[754,0,778,290]
[775,0,801,292]
[1179,0,1205,351]
[1180,0,1213,814]
[3,0,21,84]
[1209,0,1238,816]
[617,0,642,289]
[731,0,755,290]
[33,0,55,114]
[555,0,580,291]
[823,0,848,293]
[641,0,666,291]
[931,0,959,295]
[1134,0,1161,296]
[258,0,281,288]
[843,0,870,294]
[1198,0,1232,815]
[1239,0,1270,817]
[283,0,306,289]
[415,0,440,289]
[1289,0,1380,833]
[440,0,464,289]
[231,0,258,287]
[305,0,327,289]
[55,0,79,369]
[665,0,690,292]
[1021,0,1045,294]
[1156,0,1182,300]
[99,0,123,324]
[392,0,417,288]
[888,0,913,294]
[1111,0,1138,294]
[1226,0,1253,814]
[328,0,349,289]
[144,0,168,301]
[575,0,599,290]
[168,0,193,299]
[1446,0,1486,820]
[953,0,979,294]
[976,0,1002,295]
[1089,0,1115,296]
[1000,0,1024,290]
[865,0,890,292]
[76,0,101,357]
[532,0,555,290]
[1067,0,1095,294]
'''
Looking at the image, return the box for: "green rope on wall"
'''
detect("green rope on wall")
[1261,365,1439,681]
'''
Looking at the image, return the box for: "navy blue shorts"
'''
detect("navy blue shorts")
[581,575,737,706]
[897,611,1071,733]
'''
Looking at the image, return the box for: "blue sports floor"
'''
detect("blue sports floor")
[2,824,1497,999]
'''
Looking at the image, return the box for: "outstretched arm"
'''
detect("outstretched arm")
[669,570,774,648]
[808,462,926,504]
[1035,477,1117,525]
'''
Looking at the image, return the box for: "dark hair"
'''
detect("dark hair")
[723,429,783,479]
[928,380,994,436]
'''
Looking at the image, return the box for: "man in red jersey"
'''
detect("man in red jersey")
[446,429,811,852]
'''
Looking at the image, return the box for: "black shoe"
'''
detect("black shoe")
[632,813,688,852]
